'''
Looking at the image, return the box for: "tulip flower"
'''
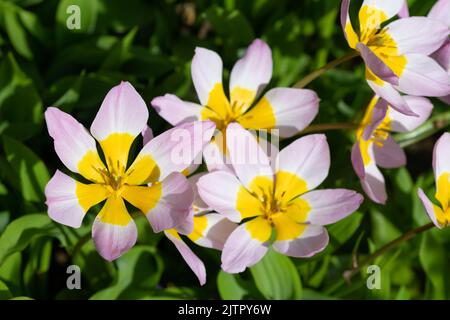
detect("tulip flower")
[44,81,215,261]
[352,95,433,204]
[341,0,450,115]
[197,123,363,273]
[418,132,450,228]
[151,39,319,171]
[400,0,450,104]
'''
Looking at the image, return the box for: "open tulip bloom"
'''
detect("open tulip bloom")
[197,123,363,273]
[418,132,450,228]
[341,0,450,116]
[352,95,433,204]
[151,39,319,171]
[44,81,216,261]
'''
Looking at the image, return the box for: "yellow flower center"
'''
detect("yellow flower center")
[98,166,126,195]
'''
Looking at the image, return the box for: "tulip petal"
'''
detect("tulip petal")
[151,94,201,126]
[187,213,237,250]
[191,47,230,119]
[362,97,388,140]
[165,230,206,285]
[226,123,273,189]
[388,96,433,132]
[397,54,450,97]
[221,217,271,273]
[386,17,450,55]
[122,172,193,233]
[175,208,194,236]
[90,82,149,175]
[358,0,404,39]
[358,43,399,85]
[92,196,137,261]
[361,160,387,204]
[373,136,406,169]
[229,39,272,113]
[275,134,330,199]
[44,107,106,183]
[366,78,416,116]
[418,188,443,229]
[202,136,234,173]
[398,0,409,18]
[126,121,215,184]
[272,221,329,258]
[300,189,363,226]
[197,171,262,222]
[141,125,153,145]
[45,170,109,228]
[431,40,450,73]
[428,0,450,25]
[188,173,210,211]
[352,141,366,179]
[340,0,359,48]
[238,88,319,137]
[433,132,450,182]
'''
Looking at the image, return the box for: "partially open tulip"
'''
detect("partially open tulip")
[418,132,450,228]
[341,0,450,115]
[352,95,433,204]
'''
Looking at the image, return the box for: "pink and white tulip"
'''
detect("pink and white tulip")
[45,81,215,261]
[341,0,450,115]
[197,123,363,273]
[151,39,319,171]
[352,95,433,204]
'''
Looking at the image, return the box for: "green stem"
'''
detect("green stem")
[396,110,450,148]
[299,122,360,134]
[70,233,91,257]
[343,222,434,282]
[293,51,359,88]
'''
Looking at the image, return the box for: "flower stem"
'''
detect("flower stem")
[294,51,360,88]
[343,222,434,282]
[300,122,360,134]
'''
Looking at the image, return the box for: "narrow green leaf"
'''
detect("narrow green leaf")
[250,249,302,300]
[3,136,49,202]
[217,270,248,300]
[0,214,57,266]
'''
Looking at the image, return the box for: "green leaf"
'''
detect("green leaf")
[419,232,448,299]
[0,252,22,294]
[370,209,401,247]
[3,136,49,202]
[90,246,163,299]
[100,27,137,70]
[0,214,58,266]
[250,249,302,300]
[2,2,33,59]
[23,238,53,298]
[329,211,363,247]
[217,270,248,300]
[204,7,254,46]
[0,53,42,140]
[0,280,13,300]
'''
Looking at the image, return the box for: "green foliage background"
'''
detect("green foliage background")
[0,0,449,300]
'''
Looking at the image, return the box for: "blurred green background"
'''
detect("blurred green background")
[0,0,449,300]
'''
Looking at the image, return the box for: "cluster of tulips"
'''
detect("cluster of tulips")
[44,0,450,284]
